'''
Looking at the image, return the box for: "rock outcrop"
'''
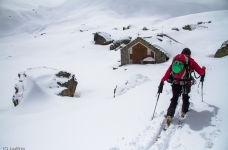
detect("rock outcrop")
[56,71,78,97]
[214,40,228,58]
[12,67,78,107]
[123,25,131,30]
[94,32,113,45]
[182,25,192,31]
[142,27,149,31]
[172,27,179,31]
[110,36,132,50]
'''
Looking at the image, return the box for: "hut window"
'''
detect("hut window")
[130,48,133,54]
[147,49,151,55]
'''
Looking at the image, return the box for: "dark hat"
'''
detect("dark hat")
[181,48,191,56]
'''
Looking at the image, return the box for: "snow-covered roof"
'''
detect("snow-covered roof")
[143,57,155,61]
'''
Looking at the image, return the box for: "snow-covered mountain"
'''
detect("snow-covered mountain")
[1,0,228,37]
[0,0,228,150]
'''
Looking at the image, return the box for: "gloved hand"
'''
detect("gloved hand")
[200,74,205,82]
[200,66,206,82]
[158,81,164,93]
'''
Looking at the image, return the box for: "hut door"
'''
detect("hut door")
[132,43,147,64]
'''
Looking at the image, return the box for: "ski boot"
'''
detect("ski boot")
[166,116,172,126]
[180,112,186,118]
[163,116,172,131]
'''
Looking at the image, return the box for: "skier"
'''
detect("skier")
[158,48,206,125]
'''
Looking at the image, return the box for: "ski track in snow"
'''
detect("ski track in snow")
[110,84,222,150]
[115,74,150,97]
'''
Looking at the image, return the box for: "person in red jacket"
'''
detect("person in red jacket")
[158,48,206,124]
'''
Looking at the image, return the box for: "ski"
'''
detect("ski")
[163,117,171,131]
[163,121,170,131]
[178,113,186,128]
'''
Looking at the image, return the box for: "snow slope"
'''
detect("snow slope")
[0,0,228,150]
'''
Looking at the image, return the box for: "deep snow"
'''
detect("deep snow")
[0,0,228,150]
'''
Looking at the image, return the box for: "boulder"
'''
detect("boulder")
[110,36,132,50]
[94,32,113,45]
[56,71,78,97]
[142,27,149,31]
[12,67,78,107]
[214,40,228,58]
[172,27,179,31]
[197,22,204,25]
[123,25,131,30]
[182,25,192,31]
[182,24,201,31]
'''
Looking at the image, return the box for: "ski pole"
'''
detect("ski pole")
[151,93,160,120]
[200,70,205,102]
[201,81,204,102]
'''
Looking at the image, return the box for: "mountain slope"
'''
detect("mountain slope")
[0,0,228,150]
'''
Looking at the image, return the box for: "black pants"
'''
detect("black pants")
[167,84,191,117]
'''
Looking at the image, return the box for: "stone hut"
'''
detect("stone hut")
[120,37,169,65]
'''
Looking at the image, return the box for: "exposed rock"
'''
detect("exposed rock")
[110,45,115,50]
[197,21,212,24]
[13,72,28,107]
[80,30,88,32]
[12,67,78,107]
[110,36,132,50]
[182,25,192,31]
[56,71,71,78]
[172,27,180,31]
[197,22,203,25]
[56,71,78,97]
[214,40,228,58]
[94,32,113,45]
[123,25,131,30]
[142,27,149,31]
[183,23,209,31]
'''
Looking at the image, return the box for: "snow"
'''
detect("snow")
[143,57,155,62]
[115,74,150,97]
[0,0,228,150]
[221,40,228,48]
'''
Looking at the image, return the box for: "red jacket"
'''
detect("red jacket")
[161,54,205,82]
